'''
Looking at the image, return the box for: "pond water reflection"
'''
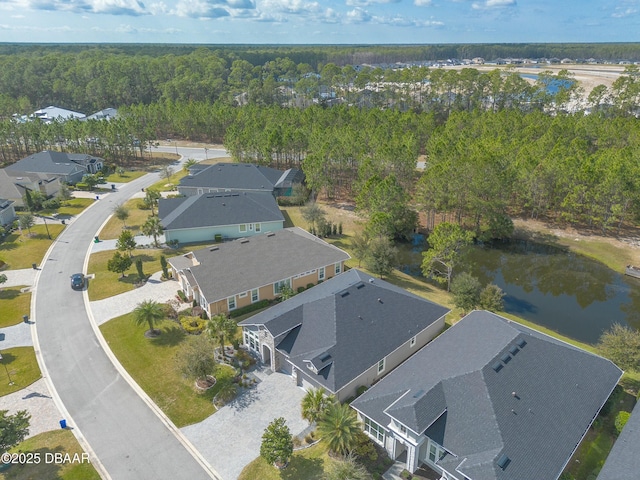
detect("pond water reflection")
[397,237,640,344]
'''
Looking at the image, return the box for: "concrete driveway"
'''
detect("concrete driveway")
[182,369,308,480]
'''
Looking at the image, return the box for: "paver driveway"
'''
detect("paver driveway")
[182,369,308,480]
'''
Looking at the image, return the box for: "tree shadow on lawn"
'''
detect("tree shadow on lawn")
[280,456,324,480]
[135,254,156,262]
[3,446,66,479]
[0,288,22,300]
[150,325,186,347]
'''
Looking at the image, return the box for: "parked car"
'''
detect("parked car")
[70,273,85,290]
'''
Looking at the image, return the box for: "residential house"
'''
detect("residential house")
[86,108,118,121]
[13,106,86,124]
[239,269,449,402]
[159,191,285,245]
[351,310,622,479]
[7,150,104,184]
[178,163,304,198]
[0,169,61,208]
[0,198,16,225]
[167,227,350,317]
[597,400,640,480]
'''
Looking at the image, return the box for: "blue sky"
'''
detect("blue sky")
[0,0,637,44]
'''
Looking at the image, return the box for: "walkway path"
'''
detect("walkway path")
[0,268,37,288]
[90,271,180,326]
[0,378,61,438]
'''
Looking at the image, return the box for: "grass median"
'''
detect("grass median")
[100,314,236,427]
[0,347,41,397]
[0,224,65,270]
[104,170,147,183]
[97,199,153,240]
[0,286,31,328]
[2,429,100,480]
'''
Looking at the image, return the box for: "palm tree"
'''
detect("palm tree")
[141,215,163,247]
[301,388,335,424]
[207,314,237,358]
[317,402,361,456]
[183,158,198,173]
[132,299,165,336]
[214,382,238,408]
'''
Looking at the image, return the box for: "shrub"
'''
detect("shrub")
[180,316,206,334]
[306,283,315,289]
[177,290,188,302]
[43,198,60,210]
[615,411,631,435]
[356,385,368,397]
[297,286,306,293]
[75,182,89,191]
[229,299,269,318]
[352,431,378,462]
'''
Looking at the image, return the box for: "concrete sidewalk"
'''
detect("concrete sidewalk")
[0,268,37,288]
[90,233,166,253]
[0,321,34,348]
[90,271,180,325]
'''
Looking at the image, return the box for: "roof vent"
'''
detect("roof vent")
[209,246,219,251]
[240,239,249,244]
[368,278,374,283]
[340,291,350,298]
[492,362,503,373]
[516,338,527,348]
[509,345,519,355]
[377,298,383,303]
[267,232,276,237]
[356,283,365,289]
[412,389,425,398]
[497,454,510,470]
[501,353,512,364]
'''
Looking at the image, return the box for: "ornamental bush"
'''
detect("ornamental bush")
[180,316,206,334]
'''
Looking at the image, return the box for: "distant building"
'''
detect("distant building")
[0,198,16,225]
[86,108,118,121]
[7,151,104,184]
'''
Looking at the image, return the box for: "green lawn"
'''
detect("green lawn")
[100,314,236,427]
[0,347,41,397]
[98,198,154,239]
[239,442,328,480]
[148,170,188,192]
[87,248,166,301]
[104,170,147,183]
[1,429,100,480]
[0,224,65,269]
[41,198,94,218]
[0,286,31,328]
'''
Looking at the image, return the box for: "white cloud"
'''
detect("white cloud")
[346,0,400,5]
[414,0,432,5]
[8,0,148,15]
[612,7,638,18]
[259,0,320,14]
[174,0,231,18]
[472,0,516,9]
[346,7,372,23]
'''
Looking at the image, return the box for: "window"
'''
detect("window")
[274,278,291,295]
[318,267,325,281]
[227,296,236,310]
[364,417,385,444]
[239,291,248,298]
[334,262,342,275]
[255,223,261,232]
[251,289,259,303]
[410,336,417,347]
[378,358,385,374]
[244,329,260,352]
[427,441,445,464]
[197,188,203,194]
[239,224,247,233]
[249,223,254,231]
[400,425,407,435]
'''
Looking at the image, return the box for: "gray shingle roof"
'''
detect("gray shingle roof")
[241,269,449,395]
[178,163,302,192]
[351,310,622,480]
[597,400,640,480]
[167,227,349,304]
[6,151,97,176]
[159,191,284,230]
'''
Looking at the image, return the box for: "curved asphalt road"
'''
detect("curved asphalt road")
[34,147,228,480]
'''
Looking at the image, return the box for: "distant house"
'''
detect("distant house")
[14,106,86,124]
[239,270,449,401]
[7,151,104,184]
[86,108,118,121]
[158,191,284,245]
[0,198,16,225]
[0,169,60,208]
[351,310,622,479]
[597,400,640,480]
[178,163,304,198]
[167,227,350,316]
